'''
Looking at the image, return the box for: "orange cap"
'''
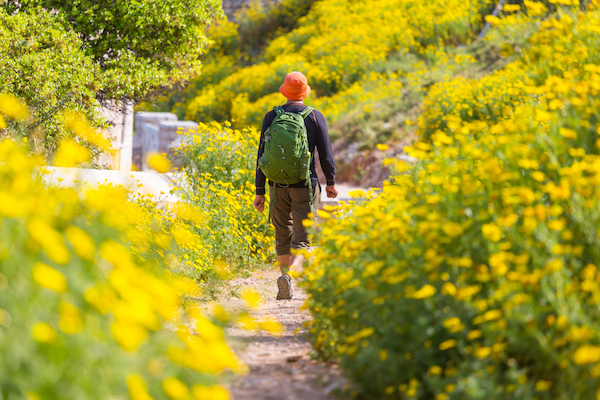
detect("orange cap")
[279,71,311,101]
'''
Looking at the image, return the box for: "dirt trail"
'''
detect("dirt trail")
[225,269,348,400]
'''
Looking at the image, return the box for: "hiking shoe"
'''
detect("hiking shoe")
[276,274,293,300]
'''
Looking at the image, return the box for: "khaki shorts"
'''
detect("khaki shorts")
[269,184,322,256]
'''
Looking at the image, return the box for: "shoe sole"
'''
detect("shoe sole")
[277,275,292,300]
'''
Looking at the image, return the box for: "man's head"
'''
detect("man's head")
[279,71,311,101]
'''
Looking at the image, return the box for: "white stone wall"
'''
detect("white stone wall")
[97,102,134,171]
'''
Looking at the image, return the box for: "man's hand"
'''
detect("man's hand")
[253,195,266,212]
[326,184,338,199]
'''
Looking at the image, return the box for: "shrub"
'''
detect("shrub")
[172,122,274,272]
[304,6,600,400]
[0,97,244,399]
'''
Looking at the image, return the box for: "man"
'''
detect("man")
[253,71,337,300]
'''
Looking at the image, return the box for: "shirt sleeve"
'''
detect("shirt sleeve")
[255,113,270,195]
[314,111,336,186]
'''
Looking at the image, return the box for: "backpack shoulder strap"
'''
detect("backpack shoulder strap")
[299,106,314,119]
[274,106,285,115]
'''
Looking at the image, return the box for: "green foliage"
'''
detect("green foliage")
[0,9,101,153]
[234,0,319,56]
[4,0,223,102]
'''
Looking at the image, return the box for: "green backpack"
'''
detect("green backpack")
[258,106,315,210]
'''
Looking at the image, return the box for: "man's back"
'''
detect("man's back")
[256,104,336,192]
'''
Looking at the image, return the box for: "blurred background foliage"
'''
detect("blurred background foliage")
[144,0,529,153]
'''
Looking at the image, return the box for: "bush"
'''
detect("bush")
[172,122,274,273]
[0,97,244,399]
[304,6,600,400]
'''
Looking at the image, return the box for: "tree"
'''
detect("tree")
[4,0,223,102]
[1,0,222,158]
[0,9,102,154]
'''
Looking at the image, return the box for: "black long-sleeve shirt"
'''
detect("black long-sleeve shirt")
[255,104,336,195]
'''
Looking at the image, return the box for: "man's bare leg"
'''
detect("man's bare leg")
[277,254,292,275]
[277,253,306,275]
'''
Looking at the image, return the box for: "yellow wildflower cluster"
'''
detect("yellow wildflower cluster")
[173,121,273,269]
[0,98,244,399]
[305,5,600,399]
[182,0,488,128]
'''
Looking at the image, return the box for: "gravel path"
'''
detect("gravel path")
[225,269,348,400]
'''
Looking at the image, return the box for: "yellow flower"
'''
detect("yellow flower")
[163,377,190,400]
[483,309,502,321]
[345,327,375,343]
[484,15,501,25]
[0,94,29,120]
[441,282,457,296]
[148,153,172,173]
[482,223,503,242]
[192,385,230,400]
[317,209,331,219]
[382,157,396,166]
[348,189,365,198]
[32,322,57,343]
[32,262,67,293]
[443,317,461,329]
[503,4,521,11]
[59,302,83,334]
[535,380,552,391]
[111,320,148,351]
[559,127,577,139]
[61,111,113,152]
[545,259,564,273]
[466,330,482,340]
[54,139,91,167]
[379,349,388,361]
[27,219,70,265]
[442,221,464,237]
[412,284,436,299]
[257,316,284,335]
[439,339,457,350]
[127,375,153,400]
[377,144,390,151]
[573,345,600,364]
[65,225,95,260]
[428,365,442,375]
[475,346,492,359]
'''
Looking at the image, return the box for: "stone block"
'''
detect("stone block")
[157,120,198,155]
[134,112,177,170]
